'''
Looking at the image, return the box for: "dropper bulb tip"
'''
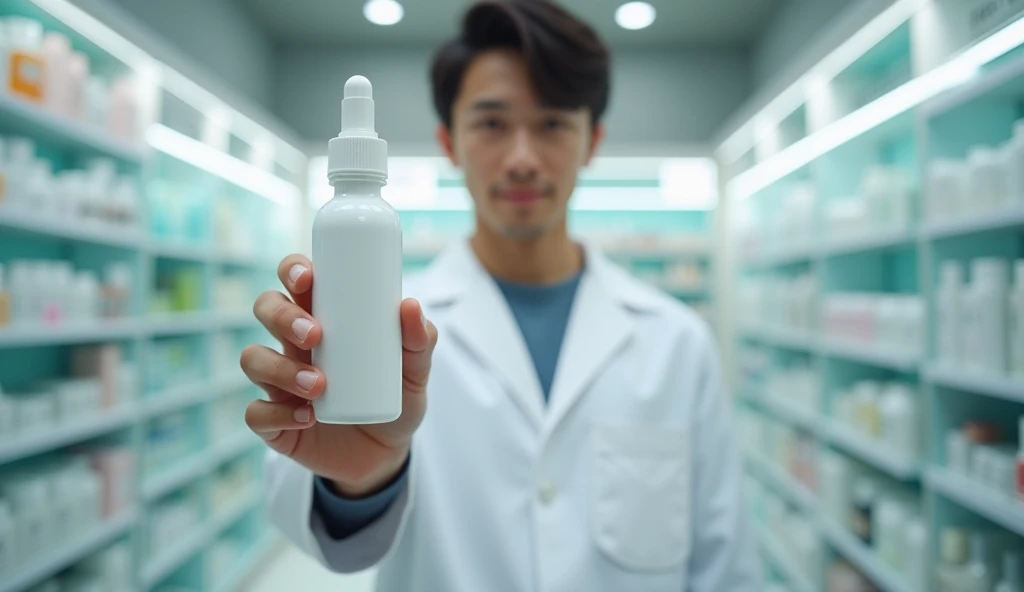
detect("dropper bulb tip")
[345,75,372,99]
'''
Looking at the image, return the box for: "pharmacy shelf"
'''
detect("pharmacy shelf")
[755,395,820,434]
[0,207,145,249]
[145,311,256,336]
[145,311,222,336]
[147,240,213,263]
[821,228,913,258]
[818,338,920,372]
[0,403,137,465]
[743,452,816,511]
[142,487,263,590]
[142,382,217,418]
[212,487,263,531]
[741,325,816,350]
[141,452,211,502]
[146,241,272,270]
[211,534,280,592]
[0,508,138,592]
[921,204,1024,240]
[742,243,814,269]
[0,93,145,162]
[925,466,1024,537]
[924,365,1024,402]
[0,319,140,348]
[141,432,257,501]
[0,313,259,347]
[922,47,1024,119]
[607,246,709,260]
[820,421,920,481]
[817,516,910,592]
[141,523,213,590]
[754,523,816,592]
[143,373,251,418]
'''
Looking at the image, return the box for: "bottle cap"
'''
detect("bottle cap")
[327,75,388,185]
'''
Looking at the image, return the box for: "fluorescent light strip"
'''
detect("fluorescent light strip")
[729,14,1024,199]
[29,0,157,71]
[146,124,299,205]
[717,0,924,163]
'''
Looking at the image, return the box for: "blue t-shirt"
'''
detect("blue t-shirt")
[313,271,582,540]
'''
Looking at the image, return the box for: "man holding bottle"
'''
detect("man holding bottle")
[240,0,760,589]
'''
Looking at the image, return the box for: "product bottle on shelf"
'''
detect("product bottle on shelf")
[968,258,1010,374]
[1010,260,1024,377]
[880,383,918,460]
[957,533,995,592]
[997,552,1024,592]
[935,528,970,592]
[969,146,1008,209]
[41,32,71,115]
[938,261,964,367]
[4,18,44,103]
[905,517,929,592]
[850,478,877,544]
[312,75,403,424]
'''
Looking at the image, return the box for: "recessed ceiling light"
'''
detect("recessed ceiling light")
[615,2,656,30]
[364,0,404,26]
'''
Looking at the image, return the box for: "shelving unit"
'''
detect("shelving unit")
[754,524,815,592]
[723,8,1024,591]
[0,3,303,590]
[925,467,1024,538]
[0,510,139,592]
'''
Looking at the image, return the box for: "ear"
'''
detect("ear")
[436,123,459,167]
[583,122,605,166]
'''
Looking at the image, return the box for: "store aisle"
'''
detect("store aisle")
[247,543,377,592]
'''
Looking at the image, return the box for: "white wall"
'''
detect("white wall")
[272,45,751,150]
[101,0,276,110]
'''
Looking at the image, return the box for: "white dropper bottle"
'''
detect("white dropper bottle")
[312,75,403,424]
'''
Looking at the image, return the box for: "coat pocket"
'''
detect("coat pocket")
[590,423,691,571]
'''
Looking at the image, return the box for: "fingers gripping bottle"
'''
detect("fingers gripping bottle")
[312,75,403,424]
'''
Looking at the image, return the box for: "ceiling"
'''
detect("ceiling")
[234,0,784,48]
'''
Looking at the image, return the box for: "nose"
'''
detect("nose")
[504,127,540,183]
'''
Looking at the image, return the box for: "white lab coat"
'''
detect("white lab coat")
[264,240,762,592]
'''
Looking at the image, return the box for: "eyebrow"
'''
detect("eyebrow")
[469,99,509,111]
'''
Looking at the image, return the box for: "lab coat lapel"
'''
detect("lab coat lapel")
[543,248,635,438]
[424,242,546,431]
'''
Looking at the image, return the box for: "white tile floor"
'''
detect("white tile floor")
[245,542,377,592]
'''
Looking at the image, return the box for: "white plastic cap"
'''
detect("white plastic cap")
[328,75,388,184]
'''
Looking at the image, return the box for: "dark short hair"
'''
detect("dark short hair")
[429,0,611,128]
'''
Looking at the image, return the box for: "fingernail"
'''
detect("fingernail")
[292,318,314,342]
[289,264,308,284]
[421,310,427,329]
[293,406,311,423]
[296,370,318,392]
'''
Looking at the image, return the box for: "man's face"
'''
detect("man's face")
[438,50,603,241]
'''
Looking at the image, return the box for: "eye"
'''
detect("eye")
[475,117,504,131]
[543,118,567,130]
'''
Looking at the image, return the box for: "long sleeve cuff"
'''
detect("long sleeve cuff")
[312,457,410,541]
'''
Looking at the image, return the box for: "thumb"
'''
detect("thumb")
[400,298,437,391]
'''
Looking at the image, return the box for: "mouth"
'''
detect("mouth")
[499,188,545,205]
